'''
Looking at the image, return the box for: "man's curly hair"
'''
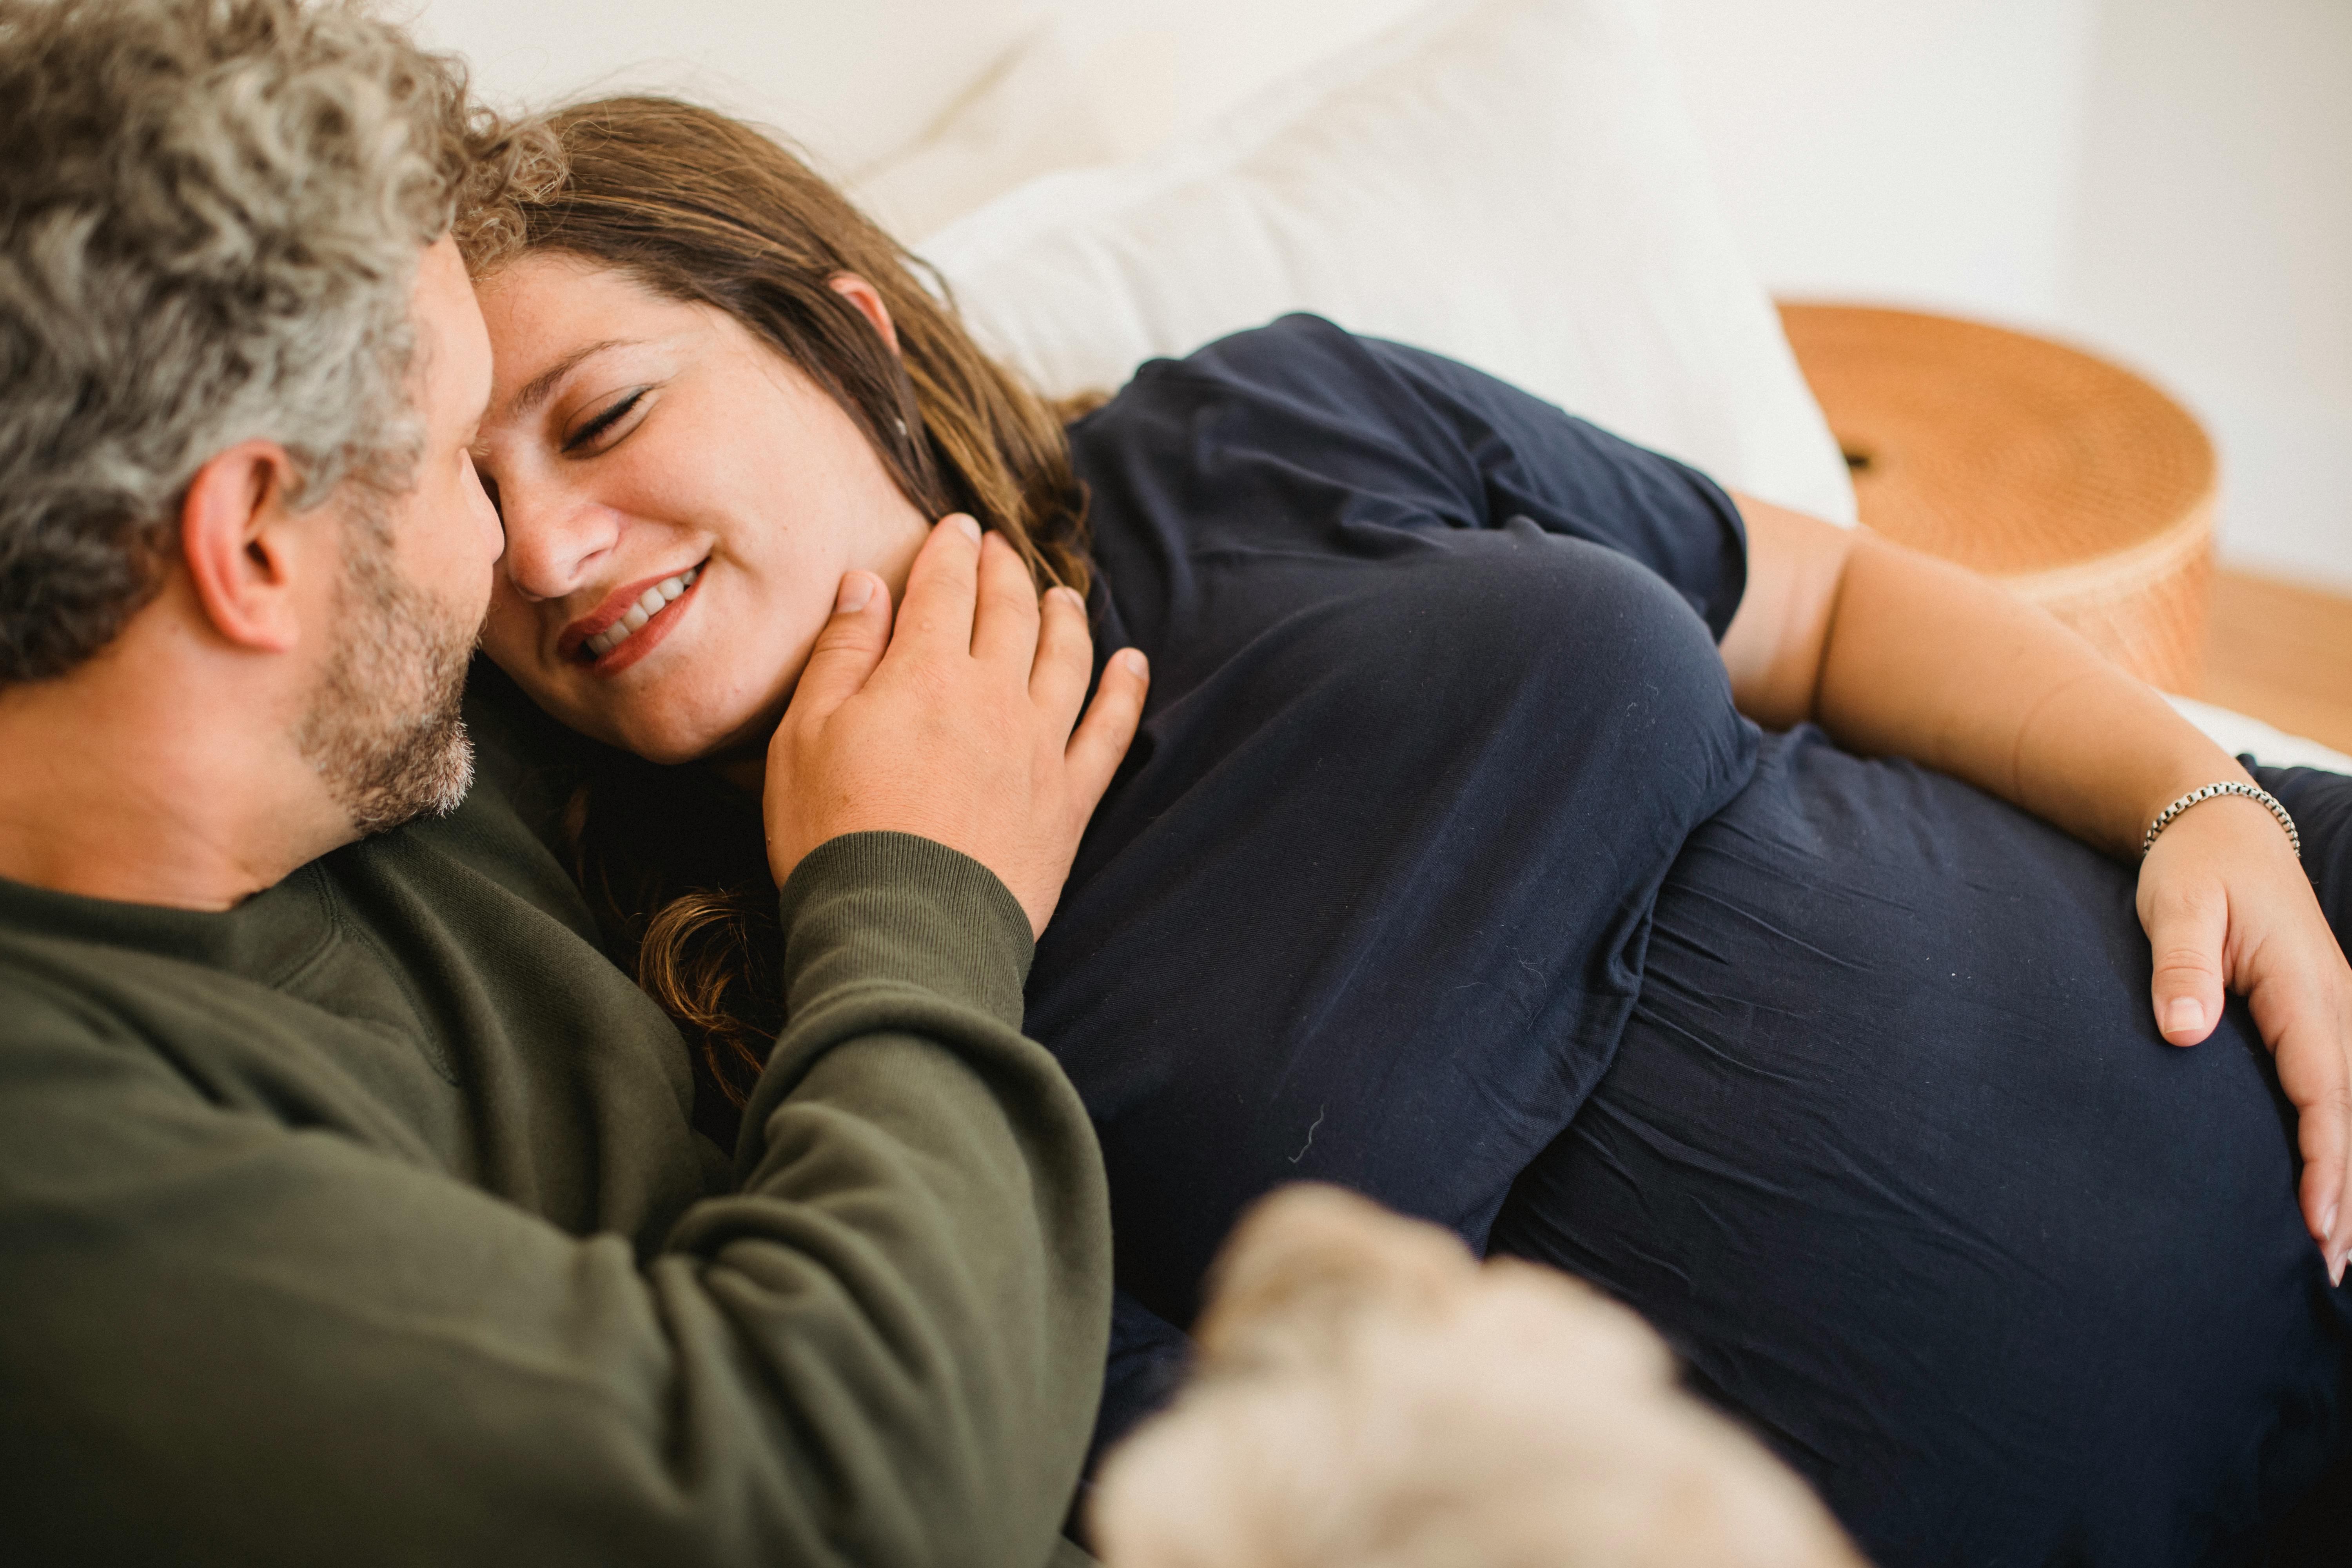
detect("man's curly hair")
[0,0,528,685]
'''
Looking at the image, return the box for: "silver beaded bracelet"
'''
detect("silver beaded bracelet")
[2141,781,2301,859]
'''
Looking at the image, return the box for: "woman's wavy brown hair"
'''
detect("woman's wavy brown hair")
[457,97,1096,1122]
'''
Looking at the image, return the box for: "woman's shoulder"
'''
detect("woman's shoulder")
[1066,314,1506,530]
[1068,316,1746,640]
[1090,314,1478,425]
[1073,315,1670,510]
[1158,311,1397,380]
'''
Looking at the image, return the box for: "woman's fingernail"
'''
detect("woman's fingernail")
[1048,585,1083,610]
[949,513,981,543]
[2162,996,2203,1036]
[1119,648,1148,677]
[835,573,874,614]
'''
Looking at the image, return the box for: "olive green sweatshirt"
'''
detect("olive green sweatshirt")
[0,695,1111,1566]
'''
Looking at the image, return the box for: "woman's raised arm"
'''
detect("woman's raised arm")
[1719,492,2352,1281]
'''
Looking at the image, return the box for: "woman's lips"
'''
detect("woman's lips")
[560,563,706,679]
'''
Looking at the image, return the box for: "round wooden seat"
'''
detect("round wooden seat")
[1778,302,2216,692]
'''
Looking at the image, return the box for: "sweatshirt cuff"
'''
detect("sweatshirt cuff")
[776,831,1035,1031]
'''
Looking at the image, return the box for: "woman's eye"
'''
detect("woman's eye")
[563,388,651,454]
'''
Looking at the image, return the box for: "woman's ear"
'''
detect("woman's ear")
[178,440,315,654]
[827,272,901,357]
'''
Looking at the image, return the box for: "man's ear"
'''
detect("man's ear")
[179,440,318,654]
[827,272,902,356]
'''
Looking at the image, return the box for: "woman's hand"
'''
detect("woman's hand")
[2139,794,2352,1282]
[761,514,1150,936]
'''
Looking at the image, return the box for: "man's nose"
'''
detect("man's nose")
[498,478,621,603]
[462,453,503,565]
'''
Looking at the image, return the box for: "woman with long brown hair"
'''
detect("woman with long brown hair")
[461,100,1100,1118]
[459,96,2352,1565]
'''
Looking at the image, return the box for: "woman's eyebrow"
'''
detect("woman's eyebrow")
[502,338,638,421]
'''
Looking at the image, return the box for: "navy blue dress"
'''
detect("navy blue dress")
[1035,316,2352,1564]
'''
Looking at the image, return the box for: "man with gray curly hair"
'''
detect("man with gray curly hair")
[0,0,499,836]
[0,3,1130,1563]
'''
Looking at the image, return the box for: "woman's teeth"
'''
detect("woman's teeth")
[583,566,699,661]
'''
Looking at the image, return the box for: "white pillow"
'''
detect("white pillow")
[906,0,1859,524]
[847,28,1123,247]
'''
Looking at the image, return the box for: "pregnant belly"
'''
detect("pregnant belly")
[1641,722,2181,1100]
[1491,725,2342,1568]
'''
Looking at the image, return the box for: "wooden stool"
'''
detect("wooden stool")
[1778,303,2216,693]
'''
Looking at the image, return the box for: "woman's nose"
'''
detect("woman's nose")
[496,475,620,603]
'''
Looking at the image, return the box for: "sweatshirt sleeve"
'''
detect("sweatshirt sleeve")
[0,833,1110,1568]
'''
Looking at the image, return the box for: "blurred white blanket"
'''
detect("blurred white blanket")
[2171,697,2352,775]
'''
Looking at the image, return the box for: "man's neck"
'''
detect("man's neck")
[0,639,352,912]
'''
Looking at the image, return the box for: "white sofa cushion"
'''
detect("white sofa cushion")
[902,0,1859,523]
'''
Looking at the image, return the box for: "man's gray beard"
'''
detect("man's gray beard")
[295,518,479,838]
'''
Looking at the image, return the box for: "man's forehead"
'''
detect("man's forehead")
[411,237,493,421]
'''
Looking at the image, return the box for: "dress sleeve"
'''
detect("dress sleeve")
[1141,315,1752,640]
[1357,328,1751,639]
[0,834,1109,1568]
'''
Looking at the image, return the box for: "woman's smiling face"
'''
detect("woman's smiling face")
[471,253,930,764]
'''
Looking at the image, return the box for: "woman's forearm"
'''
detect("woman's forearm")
[1724,494,2251,863]
[1822,536,2243,859]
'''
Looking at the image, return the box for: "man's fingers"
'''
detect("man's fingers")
[2143,884,2229,1046]
[970,530,1043,667]
[782,570,893,722]
[1029,585,1095,726]
[1065,647,1150,813]
[889,513,983,662]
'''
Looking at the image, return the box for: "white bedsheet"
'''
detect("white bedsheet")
[2170,696,2352,776]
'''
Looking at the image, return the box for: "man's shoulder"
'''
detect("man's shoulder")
[0,902,324,1085]
[0,942,197,1128]
[0,945,136,1032]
